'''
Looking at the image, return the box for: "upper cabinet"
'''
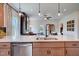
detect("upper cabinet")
[4,4,12,36]
[0,3,4,27]
[4,4,12,27]
[0,3,13,27]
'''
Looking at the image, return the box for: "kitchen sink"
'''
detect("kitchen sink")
[36,37,58,40]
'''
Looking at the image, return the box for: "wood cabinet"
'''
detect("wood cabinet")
[65,42,79,56]
[0,43,11,56]
[65,48,79,56]
[33,48,51,56]
[51,48,65,56]
[33,47,64,56]
[4,4,12,35]
[33,42,79,56]
[0,49,10,56]
[0,3,4,27]
[33,42,65,56]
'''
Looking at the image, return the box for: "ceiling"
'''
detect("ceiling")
[10,3,79,20]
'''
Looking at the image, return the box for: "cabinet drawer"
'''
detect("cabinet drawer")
[33,42,64,48]
[0,43,10,48]
[65,42,79,47]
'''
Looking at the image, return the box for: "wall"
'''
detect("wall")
[59,11,79,39]
[11,9,20,40]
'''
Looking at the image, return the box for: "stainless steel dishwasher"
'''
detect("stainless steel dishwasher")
[12,43,32,56]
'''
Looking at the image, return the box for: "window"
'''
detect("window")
[67,20,74,31]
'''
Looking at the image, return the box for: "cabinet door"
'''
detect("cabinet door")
[51,48,65,56]
[33,48,52,56]
[4,4,12,35]
[33,48,65,56]
[0,49,11,56]
[66,48,79,56]
[0,3,4,27]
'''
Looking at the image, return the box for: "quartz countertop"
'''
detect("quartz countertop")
[0,35,79,42]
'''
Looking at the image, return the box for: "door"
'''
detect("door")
[66,48,79,56]
[0,49,11,56]
[0,3,4,27]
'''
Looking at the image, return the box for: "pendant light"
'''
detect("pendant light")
[19,3,22,16]
[58,3,61,16]
[38,3,41,16]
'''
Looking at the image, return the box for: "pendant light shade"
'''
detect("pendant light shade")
[58,12,61,16]
[38,12,41,16]
[19,12,22,16]
[19,3,22,16]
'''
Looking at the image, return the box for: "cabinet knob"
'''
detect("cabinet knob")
[2,45,7,47]
[47,50,51,55]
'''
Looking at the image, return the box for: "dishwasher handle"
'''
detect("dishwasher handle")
[12,44,32,47]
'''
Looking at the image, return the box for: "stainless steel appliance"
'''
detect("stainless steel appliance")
[12,43,32,56]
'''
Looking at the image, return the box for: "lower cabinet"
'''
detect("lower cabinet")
[33,47,65,56]
[66,48,79,56]
[0,43,11,56]
[0,42,79,56]
[51,48,65,56]
[33,42,79,56]
[33,42,65,56]
[65,42,79,56]
[0,49,11,56]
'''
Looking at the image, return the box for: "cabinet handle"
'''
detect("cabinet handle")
[2,45,7,47]
[72,44,77,46]
[8,51,10,55]
[47,50,51,55]
[65,49,67,56]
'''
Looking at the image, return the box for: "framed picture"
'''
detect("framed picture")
[67,20,74,31]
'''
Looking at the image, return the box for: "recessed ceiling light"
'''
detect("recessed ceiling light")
[64,9,67,12]
[31,9,33,11]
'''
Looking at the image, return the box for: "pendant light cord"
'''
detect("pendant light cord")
[19,0,21,13]
[39,3,40,13]
[58,3,60,13]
